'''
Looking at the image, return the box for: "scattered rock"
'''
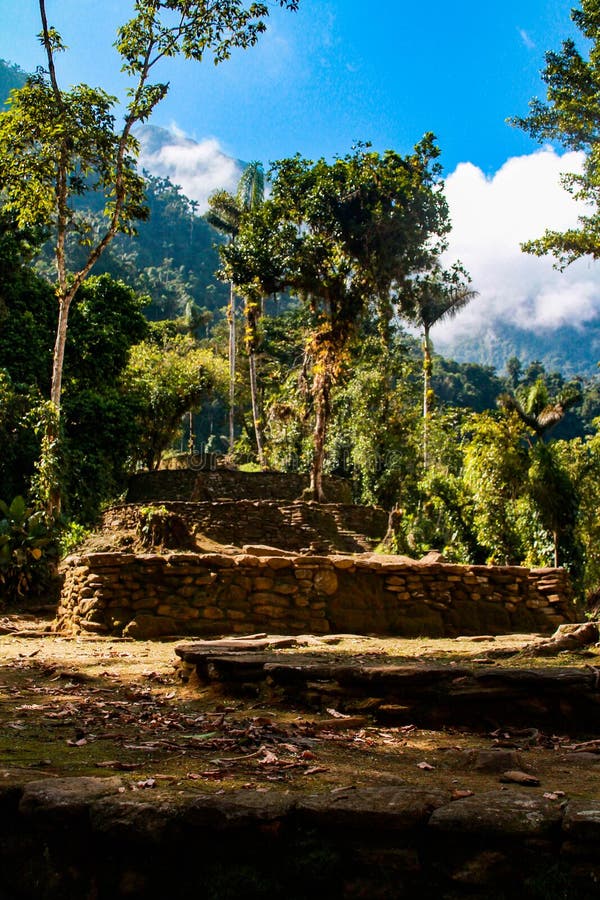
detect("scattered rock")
[500,771,540,787]
[456,750,525,773]
[418,550,447,564]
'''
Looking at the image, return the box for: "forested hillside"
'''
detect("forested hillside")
[35,171,229,322]
[0,59,25,101]
[0,61,228,322]
[437,320,600,380]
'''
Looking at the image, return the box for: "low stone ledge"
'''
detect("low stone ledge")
[176,649,600,731]
[296,787,451,830]
[562,800,600,841]
[1,776,600,900]
[428,790,563,837]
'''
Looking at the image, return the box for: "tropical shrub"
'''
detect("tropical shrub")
[0,496,58,604]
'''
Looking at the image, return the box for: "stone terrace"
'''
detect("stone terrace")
[54,470,578,639]
[55,550,575,639]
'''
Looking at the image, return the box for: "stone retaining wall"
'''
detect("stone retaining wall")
[55,551,576,639]
[126,470,353,504]
[102,501,389,554]
[3,777,600,899]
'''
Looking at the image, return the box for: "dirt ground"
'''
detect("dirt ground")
[2,611,600,804]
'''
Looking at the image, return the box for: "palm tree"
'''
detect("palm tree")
[498,377,582,440]
[206,162,266,464]
[404,270,477,467]
[206,189,241,455]
[235,162,267,467]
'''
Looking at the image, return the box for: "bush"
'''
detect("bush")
[0,496,58,605]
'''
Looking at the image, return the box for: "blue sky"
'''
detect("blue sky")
[1,0,599,347]
[0,0,580,171]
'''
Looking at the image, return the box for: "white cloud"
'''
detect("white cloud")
[435,148,600,343]
[519,28,536,50]
[139,130,600,344]
[138,127,242,212]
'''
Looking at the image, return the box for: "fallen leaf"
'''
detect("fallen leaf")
[259,750,279,765]
[280,743,300,754]
[452,789,475,800]
[417,761,435,771]
[136,778,156,789]
[300,749,316,760]
[325,708,349,718]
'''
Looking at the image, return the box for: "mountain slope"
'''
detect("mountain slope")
[435,320,600,378]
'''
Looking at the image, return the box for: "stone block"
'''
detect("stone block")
[266,557,295,570]
[272,582,299,595]
[221,585,248,604]
[253,577,275,591]
[429,791,562,837]
[251,591,290,607]
[202,607,226,620]
[385,576,407,587]
[314,569,338,596]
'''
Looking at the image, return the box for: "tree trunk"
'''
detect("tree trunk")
[228,282,236,454]
[422,326,433,469]
[248,350,266,468]
[310,370,331,502]
[50,295,71,411]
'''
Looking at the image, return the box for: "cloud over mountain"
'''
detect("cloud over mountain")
[136,124,242,211]
[136,126,600,363]
[438,148,600,343]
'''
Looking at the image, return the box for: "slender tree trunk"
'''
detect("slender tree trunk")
[50,297,70,411]
[310,370,331,502]
[44,290,72,516]
[422,326,433,469]
[248,350,266,468]
[228,282,236,453]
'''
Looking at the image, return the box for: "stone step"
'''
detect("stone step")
[175,645,600,733]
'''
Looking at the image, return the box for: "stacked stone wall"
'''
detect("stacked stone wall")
[102,501,388,554]
[55,551,576,639]
[126,470,353,504]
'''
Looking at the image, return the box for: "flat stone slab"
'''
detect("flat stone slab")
[20,776,124,822]
[297,787,451,830]
[175,645,600,732]
[428,791,563,837]
[562,799,600,841]
[176,636,301,654]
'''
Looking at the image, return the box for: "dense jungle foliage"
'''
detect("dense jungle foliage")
[2,0,600,613]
